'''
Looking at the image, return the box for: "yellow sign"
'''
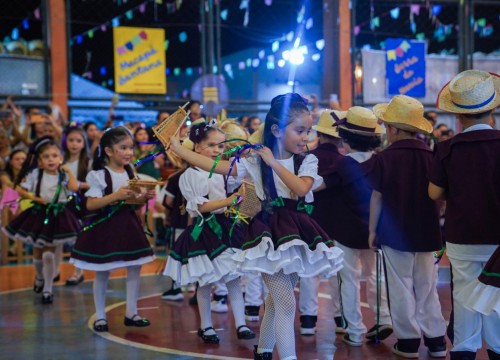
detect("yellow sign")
[113,27,166,94]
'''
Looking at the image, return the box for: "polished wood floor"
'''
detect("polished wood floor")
[0,259,490,360]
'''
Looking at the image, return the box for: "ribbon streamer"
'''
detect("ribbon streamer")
[190,214,223,241]
[81,201,125,232]
[434,246,446,265]
[43,171,65,225]
[133,148,165,167]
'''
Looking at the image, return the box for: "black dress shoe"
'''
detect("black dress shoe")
[124,315,150,327]
[41,292,53,304]
[65,274,84,286]
[33,278,44,293]
[236,325,256,340]
[93,319,109,332]
[53,273,60,282]
[197,326,220,344]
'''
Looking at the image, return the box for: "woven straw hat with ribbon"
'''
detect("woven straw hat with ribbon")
[337,106,385,136]
[312,110,344,138]
[373,95,433,134]
[436,70,500,114]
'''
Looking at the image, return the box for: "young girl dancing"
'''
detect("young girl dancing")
[163,121,255,343]
[71,127,155,332]
[169,94,344,360]
[4,136,80,303]
[61,126,91,286]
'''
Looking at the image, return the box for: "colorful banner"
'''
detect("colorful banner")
[113,27,166,94]
[385,38,426,97]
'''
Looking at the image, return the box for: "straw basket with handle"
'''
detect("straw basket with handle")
[152,102,190,149]
[237,180,261,219]
[126,178,166,205]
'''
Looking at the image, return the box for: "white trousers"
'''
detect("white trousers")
[243,272,267,307]
[298,276,342,317]
[382,246,446,340]
[449,256,500,353]
[337,243,391,342]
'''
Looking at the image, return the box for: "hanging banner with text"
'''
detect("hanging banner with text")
[385,38,426,97]
[113,27,166,94]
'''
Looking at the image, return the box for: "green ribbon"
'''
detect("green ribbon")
[81,201,125,232]
[43,171,65,225]
[208,138,254,179]
[271,197,314,215]
[296,201,314,215]
[190,214,223,242]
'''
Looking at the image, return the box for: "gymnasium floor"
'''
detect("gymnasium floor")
[0,259,490,360]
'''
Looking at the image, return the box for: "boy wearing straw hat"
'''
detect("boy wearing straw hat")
[428,70,500,360]
[369,95,447,358]
[316,106,393,347]
[297,110,346,336]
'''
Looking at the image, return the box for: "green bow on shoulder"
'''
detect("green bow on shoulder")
[191,214,223,242]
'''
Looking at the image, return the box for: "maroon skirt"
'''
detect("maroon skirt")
[164,213,246,286]
[71,205,154,271]
[3,202,81,247]
[233,198,344,278]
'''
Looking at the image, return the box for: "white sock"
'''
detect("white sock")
[197,284,215,335]
[53,243,63,276]
[226,278,246,329]
[34,259,43,281]
[42,252,55,293]
[125,266,142,319]
[93,271,110,320]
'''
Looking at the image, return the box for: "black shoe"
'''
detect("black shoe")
[253,345,273,360]
[197,326,220,344]
[93,319,109,332]
[124,315,150,327]
[65,274,84,286]
[450,351,477,360]
[245,305,260,322]
[33,278,44,293]
[189,292,198,305]
[366,324,393,341]
[428,344,447,358]
[299,315,317,335]
[236,325,256,340]
[53,273,60,282]
[41,292,53,304]
[334,316,347,334]
[392,342,419,358]
[161,287,184,301]
[487,349,500,360]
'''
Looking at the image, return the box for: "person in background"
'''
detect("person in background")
[246,116,262,135]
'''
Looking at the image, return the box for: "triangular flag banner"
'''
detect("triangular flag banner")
[164,40,169,50]
[101,24,107,32]
[380,41,386,49]
[243,10,249,27]
[410,4,420,16]
[125,42,134,51]
[410,21,417,34]
[126,10,133,19]
[23,20,29,30]
[416,33,425,40]
[371,17,380,28]
[387,50,397,61]
[297,5,305,24]
[131,35,141,46]
[112,18,120,27]
[354,26,360,36]
[286,31,294,42]
[316,39,325,50]
[88,30,94,38]
[265,0,272,5]
[139,3,146,13]
[400,41,411,52]
[484,25,493,37]
[76,35,83,44]
[11,28,19,40]
[390,8,400,19]
[220,9,228,20]
[272,41,279,52]
[139,30,147,40]
[305,18,313,30]
[240,0,248,10]
[396,48,404,57]
[477,18,486,27]
[432,5,442,17]
[179,32,187,43]
[34,8,41,20]
[238,62,245,70]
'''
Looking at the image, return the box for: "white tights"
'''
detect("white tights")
[93,266,142,321]
[258,271,299,360]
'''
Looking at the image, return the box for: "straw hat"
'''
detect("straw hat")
[337,106,384,136]
[220,119,248,149]
[437,70,500,114]
[312,110,344,138]
[249,123,264,144]
[373,95,433,134]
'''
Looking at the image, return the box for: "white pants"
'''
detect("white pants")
[298,276,342,317]
[449,256,500,353]
[243,272,267,307]
[337,243,391,341]
[213,280,228,296]
[382,246,446,341]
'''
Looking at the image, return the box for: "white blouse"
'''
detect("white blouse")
[21,168,69,202]
[65,159,79,179]
[235,154,323,203]
[179,166,227,218]
[85,167,132,198]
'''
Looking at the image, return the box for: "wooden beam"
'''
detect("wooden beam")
[47,0,68,117]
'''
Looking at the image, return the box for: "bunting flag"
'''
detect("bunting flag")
[390,8,400,19]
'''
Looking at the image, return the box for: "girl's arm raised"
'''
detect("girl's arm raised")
[60,165,79,192]
[169,135,236,176]
[197,193,240,214]
[86,186,133,211]
[255,147,313,198]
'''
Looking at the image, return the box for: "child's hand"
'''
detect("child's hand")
[59,164,70,174]
[254,146,275,166]
[169,134,181,152]
[144,189,156,200]
[368,232,378,251]
[228,193,243,206]
[32,196,48,205]
[113,186,134,202]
